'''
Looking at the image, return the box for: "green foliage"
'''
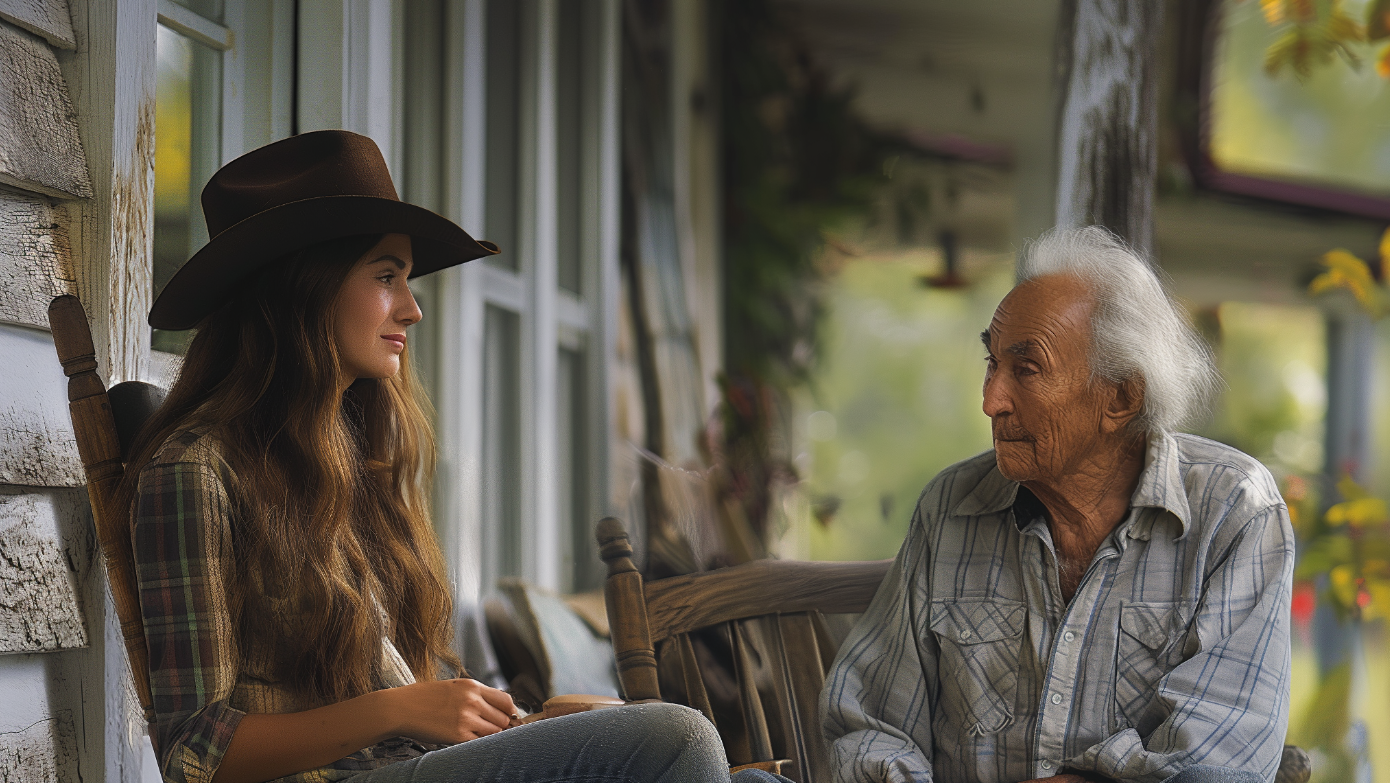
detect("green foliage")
[1253,0,1390,78]
[1295,661,1356,782]
[713,0,893,544]
[720,0,890,386]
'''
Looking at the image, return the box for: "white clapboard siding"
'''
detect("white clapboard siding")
[0,323,83,487]
[0,19,92,199]
[0,487,88,653]
[0,0,74,49]
[0,708,78,782]
[0,191,77,329]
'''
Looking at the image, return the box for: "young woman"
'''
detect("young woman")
[121,131,742,783]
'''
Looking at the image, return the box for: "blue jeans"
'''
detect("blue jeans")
[343,703,791,783]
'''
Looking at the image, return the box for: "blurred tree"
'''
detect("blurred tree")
[713,0,890,551]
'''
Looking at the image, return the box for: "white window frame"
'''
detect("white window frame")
[434,0,621,600]
[149,0,296,380]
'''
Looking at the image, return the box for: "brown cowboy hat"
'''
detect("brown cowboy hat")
[148,130,499,330]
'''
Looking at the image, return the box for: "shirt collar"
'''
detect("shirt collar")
[951,432,1191,537]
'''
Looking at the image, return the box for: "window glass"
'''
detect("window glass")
[485,0,522,272]
[557,345,593,590]
[153,23,222,353]
[482,305,523,588]
[555,0,584,295]
[1210,0,1390,196]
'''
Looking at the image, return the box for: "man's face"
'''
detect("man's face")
[981,274,1114,484]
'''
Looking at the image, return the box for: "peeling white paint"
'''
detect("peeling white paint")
[0,323,83,488]
[0,713,77,783]
[0,490,87,653]
[0,19,91,200]
[0,192,77,330]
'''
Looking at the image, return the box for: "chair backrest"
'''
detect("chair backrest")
[48,295,155,720]
[596,517,890,783]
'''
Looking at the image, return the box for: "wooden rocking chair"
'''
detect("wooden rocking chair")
[596,516,1314,783]
[49,294,166,722]
[596,517,891,783]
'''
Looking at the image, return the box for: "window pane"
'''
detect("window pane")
[485,0,522,272]
[557,346,594,590]
[555,0,583,295]
[482,306,523,589]
[153,24,222,354]
[1210,0,1390,197]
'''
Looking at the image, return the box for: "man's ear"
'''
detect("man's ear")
[1102,377,1144,434]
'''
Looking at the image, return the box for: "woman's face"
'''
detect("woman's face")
[333,233,422,385]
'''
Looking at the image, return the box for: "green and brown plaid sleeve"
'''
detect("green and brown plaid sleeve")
[134,441,246,783]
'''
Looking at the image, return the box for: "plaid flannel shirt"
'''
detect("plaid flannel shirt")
[133,428,430,783]
[821,432,1294,783]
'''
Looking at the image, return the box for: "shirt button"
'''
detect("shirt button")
[1050,693,1063,705]
[960,629,972,639]
[1041,760,1054,770]
[1063,631,1075,643]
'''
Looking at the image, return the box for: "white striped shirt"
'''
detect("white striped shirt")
[821,432,1294,783]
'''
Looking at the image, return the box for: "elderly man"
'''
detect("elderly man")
[822,227,1293,783]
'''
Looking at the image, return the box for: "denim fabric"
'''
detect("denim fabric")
[343,703,741,783]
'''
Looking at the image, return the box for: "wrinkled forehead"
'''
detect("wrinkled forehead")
[985,274,1095,355]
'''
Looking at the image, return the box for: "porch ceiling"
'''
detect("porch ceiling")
[775,0,1385,306]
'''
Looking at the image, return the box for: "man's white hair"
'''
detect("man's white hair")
[1017,226,1220,435]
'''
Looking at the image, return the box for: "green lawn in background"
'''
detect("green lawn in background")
[796,251,1010,562]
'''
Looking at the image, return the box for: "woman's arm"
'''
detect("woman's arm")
[212,678,517,783]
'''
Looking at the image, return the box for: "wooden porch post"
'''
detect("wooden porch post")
[1053,0,1164,256]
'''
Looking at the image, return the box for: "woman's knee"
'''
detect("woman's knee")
[626,702,725,761]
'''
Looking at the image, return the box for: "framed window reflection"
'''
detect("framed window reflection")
[1199,0,1390,219]
[153,6,231,354]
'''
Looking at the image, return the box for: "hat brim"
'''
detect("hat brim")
[149,195,500,330]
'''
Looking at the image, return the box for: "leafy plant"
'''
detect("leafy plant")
[1250,0,1390,78]
[1297,477,1390,620]
[1306,228,1390,318]
[714,0,892,545]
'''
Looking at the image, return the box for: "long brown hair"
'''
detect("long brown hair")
[120,234,460,704]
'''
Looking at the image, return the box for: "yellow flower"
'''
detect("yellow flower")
[1308,249,1384,317]
[1331,564,1359,608]
[1325,497,1390,527]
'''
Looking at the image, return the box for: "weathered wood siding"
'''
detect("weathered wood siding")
[0,193,77,329]
[0,0,163,780]
[0,20,91,199]
[0,713,78,783]
[0,324,83,487]
[0,487,89,653]
[0,0,75,49]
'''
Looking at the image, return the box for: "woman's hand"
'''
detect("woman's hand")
[385,678,517,744]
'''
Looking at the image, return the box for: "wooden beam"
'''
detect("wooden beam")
[1053,0,1163,255]
[643,558,892,642]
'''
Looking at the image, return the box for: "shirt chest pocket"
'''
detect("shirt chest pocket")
[929,599,1026,736]
[1114,601,1185,732]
